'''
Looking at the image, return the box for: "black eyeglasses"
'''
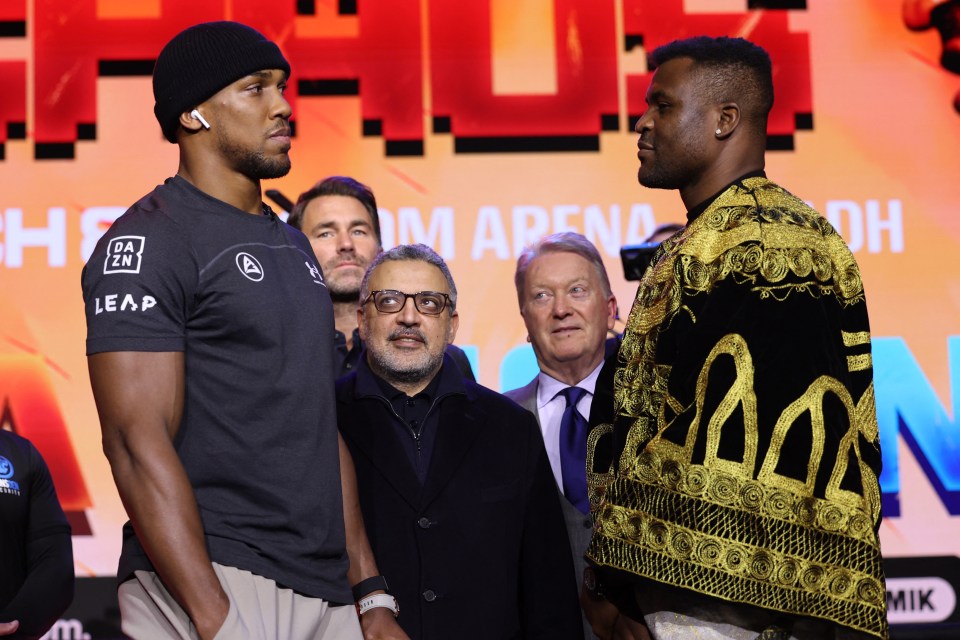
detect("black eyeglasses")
[362,290,452,316]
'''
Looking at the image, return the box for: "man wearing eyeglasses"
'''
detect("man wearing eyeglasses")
[335,244,583,640]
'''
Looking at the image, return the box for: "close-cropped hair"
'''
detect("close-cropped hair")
[288,176,381,244]
[650,35,774,130]
[514,232,612,310]
[360,244,458,314]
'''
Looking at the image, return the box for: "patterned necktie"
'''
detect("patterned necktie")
[558,386,590,514]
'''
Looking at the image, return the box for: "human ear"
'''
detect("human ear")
[715,102,741,138]
[179,109,206,132]
[357,307,367,341]
[447,311,460,345]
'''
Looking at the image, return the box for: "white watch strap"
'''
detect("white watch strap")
[357,593,399,617]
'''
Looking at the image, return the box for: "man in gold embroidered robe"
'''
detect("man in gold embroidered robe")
[583,36,887,640]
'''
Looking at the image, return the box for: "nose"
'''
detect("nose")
[552,295,572,318]
[396,296,420,325]
[634,112,651,135]
[273,88,292,121]
[337,230,355,252]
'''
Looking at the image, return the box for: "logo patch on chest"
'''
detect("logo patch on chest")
[0,456,19,495]
[305,260,324,285]
[236,252,264,282]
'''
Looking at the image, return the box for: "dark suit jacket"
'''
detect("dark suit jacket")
[503,379,592,640]
[336,357,583,640]
[503,337,620,639]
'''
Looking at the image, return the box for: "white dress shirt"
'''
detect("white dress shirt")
[534,361,604,491]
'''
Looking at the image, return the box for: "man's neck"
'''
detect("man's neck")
[176,154,263,215]
[368,358,442,397]
[679,154,765,212]
[538,353,604,387]
[332,300,359,349]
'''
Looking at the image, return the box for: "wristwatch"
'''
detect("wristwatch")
[352,575,390,601]
[357,593,400,617]
[583,566,606,600]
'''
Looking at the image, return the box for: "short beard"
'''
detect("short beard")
[217,132,291,180]
[329,287,361,304]
[366,328,445,387]
[237,150,290,180]
[367,348,443,386]
[638,163,683,190]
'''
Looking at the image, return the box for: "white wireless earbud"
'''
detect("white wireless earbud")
[190,109,211,130]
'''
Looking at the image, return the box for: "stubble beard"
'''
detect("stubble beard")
[324,258,368,304]
[368,348,441,386]
[329,283,361,305]
[366,327,445,387]
[237,149,290,180]
[637,121,712,191]
[638,158,684,190]
[218,130,291,180]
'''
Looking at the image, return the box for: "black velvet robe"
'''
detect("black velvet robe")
[586,177,887,638]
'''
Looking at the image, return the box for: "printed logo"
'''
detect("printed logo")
[104,235,145,274]
[236,252,264,282]
[0,456,19,495]
[886,576,957,623]
[305,260,324,285]
[40,617,90,639]
[94,294,157,315]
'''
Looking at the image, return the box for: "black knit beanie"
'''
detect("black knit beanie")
[152,21,290,143]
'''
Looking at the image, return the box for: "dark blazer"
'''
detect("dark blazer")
[336,357,583,640]
[503,336,620,639]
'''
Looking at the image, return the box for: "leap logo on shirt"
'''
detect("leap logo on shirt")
[236,252,264,282]
[93,293,157,315]
[104,235,145,274]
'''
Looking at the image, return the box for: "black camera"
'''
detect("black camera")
[619,242,661,282]
[265,189,295,214]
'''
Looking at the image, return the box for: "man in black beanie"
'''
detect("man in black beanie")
[82,21,407,640]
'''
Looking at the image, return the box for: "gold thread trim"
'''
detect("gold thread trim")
[847,354,872,372]
[843,331,871,347]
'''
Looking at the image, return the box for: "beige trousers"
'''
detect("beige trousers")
[118,563,362,640]
[637,583,875,640]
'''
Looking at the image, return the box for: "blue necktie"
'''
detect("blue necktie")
[558,386,590,514]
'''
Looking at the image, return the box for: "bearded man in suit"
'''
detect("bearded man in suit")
[336,243,582,640]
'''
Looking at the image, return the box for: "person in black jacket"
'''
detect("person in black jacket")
[336,243,583,640]
[0,430,74,640]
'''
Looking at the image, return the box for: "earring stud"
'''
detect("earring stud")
[716,128,722,135]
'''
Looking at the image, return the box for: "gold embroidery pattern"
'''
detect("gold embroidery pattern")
[587,421,615,508]
[587,178,886,638]
[591,470,886,635]
[612,179,866,433]
[847,354,872,372]
[843,331,871,347]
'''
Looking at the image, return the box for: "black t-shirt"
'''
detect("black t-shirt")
[0,430,73,639]
[378,366,444,483]
[81,176,350,603]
